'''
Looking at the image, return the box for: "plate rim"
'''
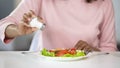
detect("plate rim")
[38,52,88,61]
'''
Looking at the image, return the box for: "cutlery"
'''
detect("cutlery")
[86,52,110,58]
[21,51,40,54]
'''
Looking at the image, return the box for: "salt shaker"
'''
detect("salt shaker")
[30,17,45,30]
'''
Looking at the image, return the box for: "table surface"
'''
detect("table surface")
[0,51,120,68]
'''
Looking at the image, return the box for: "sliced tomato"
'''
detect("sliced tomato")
[68,48,76,55]
[55,50,68,57]
[69,50,76,55]
[71,48,76,51]
[49,48,77,57]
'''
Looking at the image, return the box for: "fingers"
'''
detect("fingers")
[74,40,82,49]
[74,40,100,53]
[29,10,36,18]
[22,10,45,26]
[21,10,36,24]
[75,40,88,50]
[25,27,37,35]
[19,10,45,35]
[17,10,40,36]
[37,16,45,23]
[23,23,38,33]
[17,22,37,36]
[29,10,45,23]
[22,13,30,23]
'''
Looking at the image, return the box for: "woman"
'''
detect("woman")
[0,0,118,52]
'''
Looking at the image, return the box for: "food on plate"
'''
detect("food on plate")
[41,48,86,57]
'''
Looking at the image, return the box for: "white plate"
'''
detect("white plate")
[25,51,89,61]
[32,52,89,61]
[30,51,110,61]
[40,55,88,61]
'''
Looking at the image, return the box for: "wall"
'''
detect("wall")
[112,0,120,43]
[112,0,120,50]
[0,0,14,19]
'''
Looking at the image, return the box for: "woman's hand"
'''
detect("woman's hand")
[74,40,100,53]
[17,10,44,35]
[5,10,44,39]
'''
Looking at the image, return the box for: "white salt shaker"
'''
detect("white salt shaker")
[30,17,45,30]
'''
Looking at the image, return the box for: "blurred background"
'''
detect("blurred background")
[0,0,120,51]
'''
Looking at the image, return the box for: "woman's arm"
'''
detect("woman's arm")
[99,0,118,52]
[0,0,42,44]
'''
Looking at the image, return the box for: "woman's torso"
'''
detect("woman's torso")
[37,0,103,49]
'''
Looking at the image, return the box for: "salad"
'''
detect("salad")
[41,48,86,57]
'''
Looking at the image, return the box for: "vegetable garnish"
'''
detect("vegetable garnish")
[41,48,86,57]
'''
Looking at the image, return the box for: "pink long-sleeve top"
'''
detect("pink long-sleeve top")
[0,0,118,51]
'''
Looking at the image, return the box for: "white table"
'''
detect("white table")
[0,51,120,68]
